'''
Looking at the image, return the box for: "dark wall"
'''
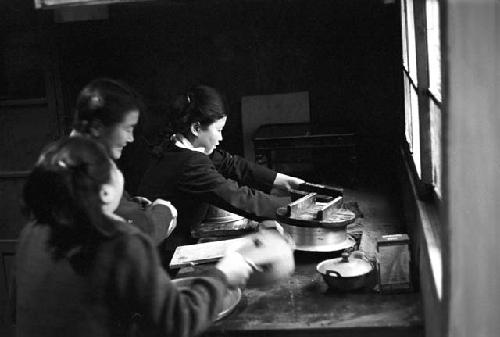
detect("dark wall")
[50,0,402,192]
[0,0,402,194]
[0,1,403,310]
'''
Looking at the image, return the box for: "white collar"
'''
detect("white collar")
[171,134,206,153]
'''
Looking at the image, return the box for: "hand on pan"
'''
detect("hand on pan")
[259,220,285,236]
[271,173,305,196]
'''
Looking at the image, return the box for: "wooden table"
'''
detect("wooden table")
[202,186,423,337]
[207,265,421,337]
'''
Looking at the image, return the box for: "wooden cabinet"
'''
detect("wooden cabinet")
[253,123,358,185]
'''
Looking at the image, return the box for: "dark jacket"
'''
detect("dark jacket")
[15,220,228,337]
[138,144,290,253]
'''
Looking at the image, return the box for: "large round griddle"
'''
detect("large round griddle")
[276,189,357,253]
[276,206,356,228]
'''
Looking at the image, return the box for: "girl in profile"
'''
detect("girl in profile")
[139,85,304,265]
[16,136,252,337]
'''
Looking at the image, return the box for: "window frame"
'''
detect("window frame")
[400,0,445,303]
[401,0,443,201]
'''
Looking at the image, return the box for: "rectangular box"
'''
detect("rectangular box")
[377,234,411,293]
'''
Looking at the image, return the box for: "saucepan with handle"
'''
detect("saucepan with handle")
[316,250,374,291]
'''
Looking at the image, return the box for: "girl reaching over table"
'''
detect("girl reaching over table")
[16,136,252,337]
[138,85,304,266]
[71,78,176,245]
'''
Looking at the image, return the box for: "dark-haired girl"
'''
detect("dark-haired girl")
[138,85,304,264]
[72,78,176,245]
[16,136,252,337]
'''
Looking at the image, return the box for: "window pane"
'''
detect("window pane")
[401,0,409,69]
[410,85,421,177]
[430,99,442,198]
[404,74,421,178]
[406,0,418,85]
[404,76,412,145]
[426,0,441,101]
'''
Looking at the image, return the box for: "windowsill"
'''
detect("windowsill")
[401,147,442,301]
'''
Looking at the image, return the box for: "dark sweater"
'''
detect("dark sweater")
[15,221,228,337]
[138,145,290,250]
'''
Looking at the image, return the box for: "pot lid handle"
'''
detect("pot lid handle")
[340,251,350,263]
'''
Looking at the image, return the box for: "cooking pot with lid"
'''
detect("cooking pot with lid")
[316,251,374,291]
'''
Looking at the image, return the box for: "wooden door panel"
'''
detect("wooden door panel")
[0,103,57,171]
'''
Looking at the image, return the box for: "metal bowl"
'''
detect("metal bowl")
[172,277,241,321]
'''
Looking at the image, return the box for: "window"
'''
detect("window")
[401,0,442,197]
[400,0,444,302]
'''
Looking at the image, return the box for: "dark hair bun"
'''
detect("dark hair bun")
[73,78,142,134]
[167,85,227,137]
